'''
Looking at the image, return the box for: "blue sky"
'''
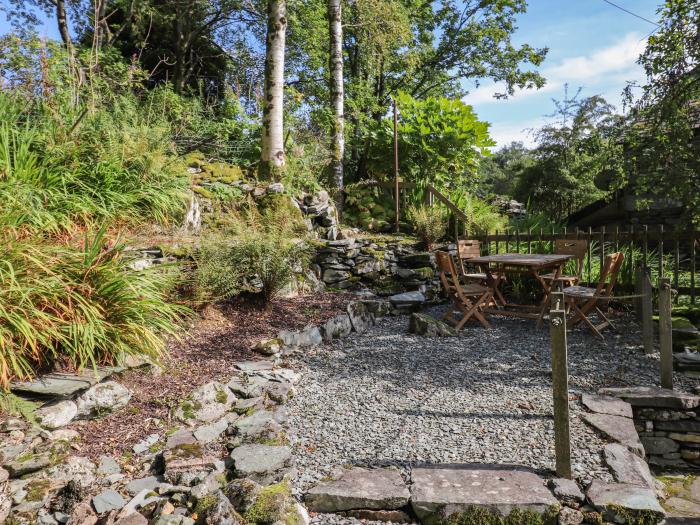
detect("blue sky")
[465,0,663,148]
[1,0,662,149]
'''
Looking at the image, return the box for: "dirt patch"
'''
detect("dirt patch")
[71,292,353,459]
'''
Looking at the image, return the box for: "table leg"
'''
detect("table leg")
[536,265,562,327]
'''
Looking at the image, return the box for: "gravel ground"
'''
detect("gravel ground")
[288,307,697,494]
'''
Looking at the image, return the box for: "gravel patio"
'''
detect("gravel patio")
[287,308,695,492]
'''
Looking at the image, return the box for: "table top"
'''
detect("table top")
[467,253,574,268]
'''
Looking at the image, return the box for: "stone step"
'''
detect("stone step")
[10,367,124,398]
[410,465,558,525]
[598,386,700,410]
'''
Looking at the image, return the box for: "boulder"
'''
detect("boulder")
[389,291,426,308]
[251,339,282,357]
[320,314,353,341]
[347,302,374,334]
[4,452,53,478]
[409,313,457,337]
[229,445,292,484]
[278,326,322,349]
[228,410,282,446]
[581,394,633,418]
[226,479,262,514]
[580,413,645,456]
[586,480,664,524]
[360,300,392,318]
[410,465,558,525]
[163,443,218,485]
[198,490,241,525]
[175,382,235,424]
[75,381,131,419]
[322,269,351,284]
[36,400,78,429]
[603,444,655,489]
[598,386,700,410]
[305,468,409,513]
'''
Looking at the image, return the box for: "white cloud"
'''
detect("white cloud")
[487,117,547,149]
[464,32,647,106]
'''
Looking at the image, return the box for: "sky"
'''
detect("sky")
[464,0,663,148]
[0,0,663,149]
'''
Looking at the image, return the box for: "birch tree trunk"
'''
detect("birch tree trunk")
[260,0,287,179]
[328,0,344,213]
[55,0,73,50]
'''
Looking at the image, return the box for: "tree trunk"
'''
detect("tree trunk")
[328,0,344,214]
[55,0,73,49]
[260,0,287,179]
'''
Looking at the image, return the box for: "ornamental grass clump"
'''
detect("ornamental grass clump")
[0,229,187,390]
[408,204,447,250]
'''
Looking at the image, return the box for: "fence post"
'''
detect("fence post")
[659,277,673,389]
[550,288,572,479]
[640,266,654,356]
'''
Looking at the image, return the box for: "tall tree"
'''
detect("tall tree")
[328,0,344,211]
[623,0,700,222]
[260,0,287,178]
[6,0,76,49]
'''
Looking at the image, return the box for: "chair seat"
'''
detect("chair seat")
[463,272,488,280]
[449,283,488,296]
[541,272,579,282]
[563,285,597,298]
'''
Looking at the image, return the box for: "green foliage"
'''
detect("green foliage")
[244,481,293,525]
[408,204,446,248]
[0,228,187,390]
[0,392,39,424]
[513,88,620,221]
[193,198,311,305]
[366,92,494,189]
[446,191,507,236]
[621,0,700,224]
[343,183,396,232]
[478,142,536,198]
[443,505,558,525]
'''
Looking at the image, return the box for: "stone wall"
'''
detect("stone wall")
[312,237,438,295]
[601,386,700,471]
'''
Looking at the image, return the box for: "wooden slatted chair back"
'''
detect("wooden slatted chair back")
[435,251,459,292]
[457,240,480,275]
[596,252,625,296]
[554,239,588,277]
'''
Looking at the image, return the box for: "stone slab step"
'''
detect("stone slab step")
[305,468,410,513]
[586,480,665,523]
[10,367,124,398]
[599,386,700,410]
[410,465,558,525]
[580,412,645,456]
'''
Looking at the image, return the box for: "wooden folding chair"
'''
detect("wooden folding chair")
[457,240,507,307]
[563,252,625,339]
[436,251,492,330]
[541,239,588,287]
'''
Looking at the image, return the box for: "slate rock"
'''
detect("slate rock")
[193,414,235,444]
[163,443,218,485]
[360,300,392,318]
[399,253,433,268]
[278,325,322,349]
[125,476,164,496]
[114,513,148,525]
[389,291,426,307]
[640,436,679,455]
[586,480,665,524]
[410,465,558,525]
[175,381,235,423]
[97,456,121,476]
[581,394,633,418]
[75,381,131,419]
[655,420,700,432]
[199,490,241,525]
[599,386,700,410]
[347,302,374,334]
[409,313,457,337]
[132,433,159,454]
[4,452,53,477]
[229,410,282,446]
[251,339,282,357]
[234,361,273,373]
[549,478,584,506]
[151,515,195,525]
[581,413,645,456]
[92,490,126,514]
[320,314,353,341]
[11,369,121,398]
[229,445,292,484]
[323,269,351,284]
[305,468,410,512]
[36,400,78,429]
[558,507,584,525]
[226,479,262,514]
[165,430,197,450]
[603,444,655,489]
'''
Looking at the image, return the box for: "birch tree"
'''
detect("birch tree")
[260,0,287,179]
[328,0,344,212]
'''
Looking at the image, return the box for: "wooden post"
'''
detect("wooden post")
[550,289,572,479]
[641,266,654,356]
[393,98,399,233]
[659,277,673,389]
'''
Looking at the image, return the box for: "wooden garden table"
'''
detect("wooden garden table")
[466,253,575,324]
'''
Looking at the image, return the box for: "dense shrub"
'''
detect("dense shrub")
[408,204,446,249]
[0,229,186,390]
